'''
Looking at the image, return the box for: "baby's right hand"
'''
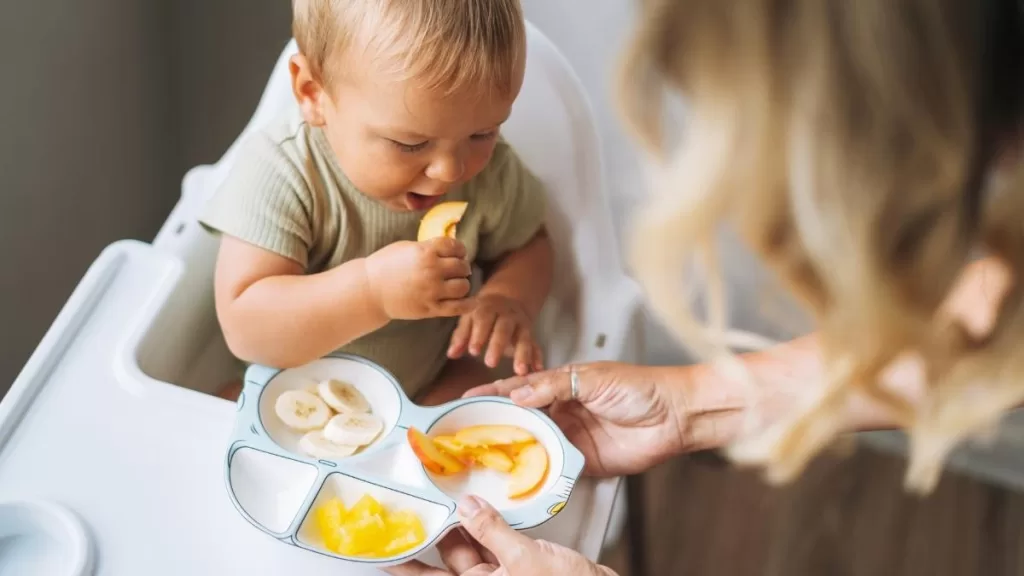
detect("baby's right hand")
[364,237,474,320]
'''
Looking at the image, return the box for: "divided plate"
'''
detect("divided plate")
[224,353,585,568]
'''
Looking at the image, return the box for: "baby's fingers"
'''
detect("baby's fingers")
[448,314,473,358]
[437,297,476,318]
[441,277,472,300]
[439,257,472,280]
[485,316,516,368]
[513,331,536,376]
[469,312,497,357]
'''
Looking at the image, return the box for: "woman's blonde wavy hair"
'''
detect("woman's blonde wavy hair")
[619,0,1024,493]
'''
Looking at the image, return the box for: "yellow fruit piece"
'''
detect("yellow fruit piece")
[455,424,536,447]
[508,443,550,499]
[409,427,466,475]
[347,493,384,520]
[313,493,427,558]
[472,447,515,473]
[315,498,346,552]
[417,201,469,242]
[496,441,535,459]
[433,435,470,460]
[336,511,387,556]
[381,510,428,557]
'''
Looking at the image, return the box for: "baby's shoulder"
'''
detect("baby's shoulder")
[465,136,542,201]
[233,113,320,177]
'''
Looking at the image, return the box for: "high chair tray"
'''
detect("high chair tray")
[0,240,620,575]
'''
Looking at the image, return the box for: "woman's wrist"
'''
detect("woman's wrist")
[659,363,749,452]
[663,335,916,456]
[653,336,821,454]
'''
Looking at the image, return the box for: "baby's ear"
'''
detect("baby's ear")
[288,54,327,126]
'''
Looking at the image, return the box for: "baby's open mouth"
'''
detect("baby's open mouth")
[406,192,442,211]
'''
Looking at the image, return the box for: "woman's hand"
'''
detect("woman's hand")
[385,496,615,576]
[464,362,693,477]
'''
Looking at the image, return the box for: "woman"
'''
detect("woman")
[389,0,1024,573]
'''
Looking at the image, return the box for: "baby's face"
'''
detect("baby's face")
[292,54,525,212]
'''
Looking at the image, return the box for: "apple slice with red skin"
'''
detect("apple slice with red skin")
[408,427,465,475]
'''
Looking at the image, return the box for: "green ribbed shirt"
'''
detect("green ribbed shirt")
[199,112,546,398]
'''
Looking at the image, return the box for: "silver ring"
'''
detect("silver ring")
[570,366,580,401]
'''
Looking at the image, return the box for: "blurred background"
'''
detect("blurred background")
[4,1,1024,575]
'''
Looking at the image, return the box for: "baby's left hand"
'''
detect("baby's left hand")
[447,293,543,375]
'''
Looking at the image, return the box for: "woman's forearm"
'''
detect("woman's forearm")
[655,335,903,454]
[661,256,1011,454]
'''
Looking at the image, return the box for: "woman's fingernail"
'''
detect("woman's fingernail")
[511,386,533,402]
[459,495,483,518]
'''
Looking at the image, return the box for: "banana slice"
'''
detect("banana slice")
[299,430,360,460]
[275,390,331,431]
[324,412,383,447]
[317,379,371,414]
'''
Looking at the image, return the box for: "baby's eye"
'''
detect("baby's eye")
[470,131,498,142]
[390,139,429,153]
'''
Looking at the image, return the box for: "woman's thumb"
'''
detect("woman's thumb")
[458,495,534,566]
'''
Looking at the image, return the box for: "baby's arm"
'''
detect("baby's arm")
[213,236,386,368]
[215,236,473,368]
[477,228,554,322]
[448,142,554,373]
[203,133,472,369]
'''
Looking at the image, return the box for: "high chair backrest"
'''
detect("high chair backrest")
[159,22,637,369]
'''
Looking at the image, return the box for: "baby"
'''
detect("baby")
[200,0,553,406]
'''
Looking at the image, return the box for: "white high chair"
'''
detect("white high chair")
[0,22,643,575]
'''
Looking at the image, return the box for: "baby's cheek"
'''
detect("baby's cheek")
[349,157,422,196]
[462,146,498,182]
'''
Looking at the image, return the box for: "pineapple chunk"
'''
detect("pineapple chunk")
[313,493,427,558]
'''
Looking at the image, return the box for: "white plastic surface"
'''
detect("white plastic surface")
[0,21,642,575]
[0,500,94,576]
[229,448,320,534]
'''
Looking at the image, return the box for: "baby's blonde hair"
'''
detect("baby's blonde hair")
[292,0,525,96]
[620,0,1024,493]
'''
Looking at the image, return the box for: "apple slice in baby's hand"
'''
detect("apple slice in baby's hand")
[408,427,465,476]
[417,201,468,242]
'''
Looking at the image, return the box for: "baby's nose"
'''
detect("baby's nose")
[425,153,465,183]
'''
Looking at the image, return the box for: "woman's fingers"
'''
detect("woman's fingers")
[383,560,453,576]
[436,529,486,574]
[457,496,535,568]
[462,364,593,408]
[462,375,531,398]
[508,366,586,408]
